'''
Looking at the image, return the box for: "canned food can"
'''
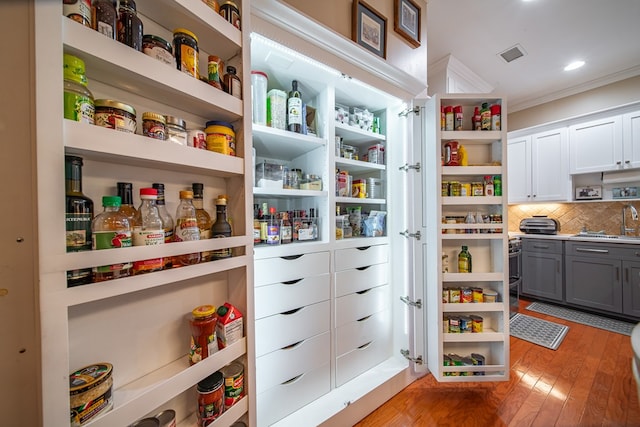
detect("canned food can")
[154,409,176,427]
[441,181,449,196]
[352,179,366,198]
[69,363,114,426]
[130,418,160,427]
[449,181,461,196]
[188,129,207,149]
[220,362,244,409]
[460,183,471,197]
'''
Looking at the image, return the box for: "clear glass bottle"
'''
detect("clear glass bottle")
[266,207,280,245]
[192,183,213,262]
[211,197,232,259]
[253,203,261,244]
[132,188,164,274]
[287,80,303,133]
[173,190,201,266]
[117,182,139,228]
[92,196,133,281]
[63,53,94,124]
[259,202,269,244]
[92,0,117,39]
[117,0,143,51]
[280,211,292,244]
[458,245,472,273]
[65,155,94,287]
[309,207,319,240]
[152,183,174,269]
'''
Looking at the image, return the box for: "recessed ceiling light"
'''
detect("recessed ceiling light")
[564,61,585,71]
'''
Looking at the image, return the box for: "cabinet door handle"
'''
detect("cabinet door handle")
[557,260,560,273]
[282,278,303,285]
[626,268,629,283]
[281,254,303,260]
[625,160,631,164]
[576,248,609,254]
[616,267,620,281]
[533,244,550,249]
[356,246,372,251]
[635,252,640,257]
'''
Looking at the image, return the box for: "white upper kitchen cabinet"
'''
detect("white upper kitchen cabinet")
[623,110,640,170]
[508,128,568,203]
[569,115,623,174]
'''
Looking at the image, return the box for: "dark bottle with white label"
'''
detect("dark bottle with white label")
[287,80,303,133]
[117,0,143,51]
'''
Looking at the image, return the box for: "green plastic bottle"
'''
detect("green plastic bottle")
[493,175,502,196]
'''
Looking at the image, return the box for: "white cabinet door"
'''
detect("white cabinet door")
[570,116,623,173]
[531,128,568,201]
[623,110,640,169]
[507,136,531,203]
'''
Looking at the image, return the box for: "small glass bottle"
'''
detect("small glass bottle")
[280,211,292,244]
[266,207,280,245]
[92,196,133,281]
[480,102,491,131]
[117,182,139,228]
[484,176,494,196]
[211,197,232,259]
[65,155,94,287]
[309,207,319,240]
[117,0,143,51]
[63,53,94,124]
[472,106,481,130]
[458,245,472,273]
[192,183,213,262]
[152,183,174,269]
[173,190,201,266]
[132,188,164,274]
[223,66,242,99]
[260,202,269,244]
[253,204,261,244]
[92,0,117,39]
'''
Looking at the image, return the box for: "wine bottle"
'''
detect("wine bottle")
[287,80,302,133]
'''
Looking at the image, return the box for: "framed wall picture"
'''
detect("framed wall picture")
[352,0,387,59]
[394,0,421,48]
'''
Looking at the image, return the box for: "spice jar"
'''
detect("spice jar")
[207,55,223,89]
[224,66,242,99]
[173,28,199,78]
[142,112,166,140]
[94,99,137,133]
[142,34,174,66]
[202,0,220,12]
[189,305,218,365]
[92,0,117,39]
[219,0,241,29]
[197,371,224,425]
[165,116,187,145]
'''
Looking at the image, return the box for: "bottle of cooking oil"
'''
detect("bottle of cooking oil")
[92,196,132,281]
[173,190,201,266]
[458,245,472,273]
[132,188,164,274]
[192,183,213,262]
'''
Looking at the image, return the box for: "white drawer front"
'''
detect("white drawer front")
[255,274,330,320]
[335,335,392,388]
[334,244,388,271]
[335,262,389,297]
[335,310,391,357]
[254,251,330,287]
[256,331,330,394]
[257,362,330,427]
[255,300,330,357]
[335,284,390,327]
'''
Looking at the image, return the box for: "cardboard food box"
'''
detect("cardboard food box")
[216,302,243,349]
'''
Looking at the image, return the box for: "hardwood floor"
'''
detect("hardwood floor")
[355,299,640,427]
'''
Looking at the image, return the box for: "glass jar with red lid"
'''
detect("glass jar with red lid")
[189,304,218,365]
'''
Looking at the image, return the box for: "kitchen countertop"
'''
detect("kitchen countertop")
[510,232,640,245]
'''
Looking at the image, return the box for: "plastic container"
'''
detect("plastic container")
[251,71,268,125]
[205,121,236,155]
[267,89,287,129]
[256,162,284,188]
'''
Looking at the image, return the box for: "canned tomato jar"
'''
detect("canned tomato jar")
[205,121,236,156]
[94,99,137,133]
[197,371,224,425]
[189,304,218,365]
[173,28,199,78]
[69,363,113,426]
[142,112,166,140]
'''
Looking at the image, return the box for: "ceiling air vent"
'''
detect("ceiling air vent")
[498,44,526,63]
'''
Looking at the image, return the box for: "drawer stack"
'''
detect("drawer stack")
[334,245,392,387]
[254,251,331,426]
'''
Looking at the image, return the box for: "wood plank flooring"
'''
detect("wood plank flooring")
[354,299,640,427]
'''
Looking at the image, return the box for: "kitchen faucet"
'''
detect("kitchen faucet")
[621,204,639,236]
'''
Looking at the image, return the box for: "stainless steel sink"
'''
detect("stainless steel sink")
[573,233,620,239]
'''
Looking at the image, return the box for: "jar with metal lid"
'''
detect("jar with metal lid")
[197,371,224,425]
[94,99,136,133]
[63,54,94,124]
[449,181,461,196]
[223,66,242,99]
[69,363,113,426]
[205,120,236,156]
[165,116,187,146]
[207,55,223,89]
[142,34,174,66]
[189,304,218,365]
[471,182,484,196]
[142,112,166,140]
[173,28,199,78]
[92,0,117,39]
[219,0,241,29]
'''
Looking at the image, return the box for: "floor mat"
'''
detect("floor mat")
[510,313,569,350]
[526,302,635,336]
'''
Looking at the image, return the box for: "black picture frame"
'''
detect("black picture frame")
[394,0,421,48]
[352,0,387,59]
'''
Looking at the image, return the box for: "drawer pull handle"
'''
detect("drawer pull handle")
[282,278,303,285]
[533,244,550,249]
[356,246,372,251]
[280,307,303,315]
[281,373,305,385]
[356,266,372,271]
[357,315,372,322]
[358,341,373,350]
[281,254,304,260]
[281,340,304,350]
[636,252,640,257]
[576,248,609,254]
[356,288,372,295]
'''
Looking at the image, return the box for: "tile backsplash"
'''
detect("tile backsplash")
[508,201,640,236]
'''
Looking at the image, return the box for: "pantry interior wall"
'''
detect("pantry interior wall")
[0,1,42,426]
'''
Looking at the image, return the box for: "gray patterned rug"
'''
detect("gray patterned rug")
[510,313,569,350]
[526,302,635,336]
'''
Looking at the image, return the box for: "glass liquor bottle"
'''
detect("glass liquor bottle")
[266,207,280,245]
[458,245,472,273]
[173,190,201,266]
[65,155,94,287]
[92,196,133,281]
[211,197,232,259]
[132,187,164,274]
[253,203,261,244]
[260,202,269,244]
[192,183,213,262]
[287,80,303,133]
[117,182,138,228]
[280,211,292,244]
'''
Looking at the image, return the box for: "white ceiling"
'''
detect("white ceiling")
[426,0,640,112]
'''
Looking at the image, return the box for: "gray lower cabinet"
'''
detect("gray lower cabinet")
[521,239,564,301]
[623,259,640,317]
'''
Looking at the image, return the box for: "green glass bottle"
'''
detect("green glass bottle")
[458,245,472,273]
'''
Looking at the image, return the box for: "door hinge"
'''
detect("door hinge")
[399,229,421,240]
[400,295,422,309]
[398,106,420,117]
[398,162,421,172]
[400,349,423,365]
